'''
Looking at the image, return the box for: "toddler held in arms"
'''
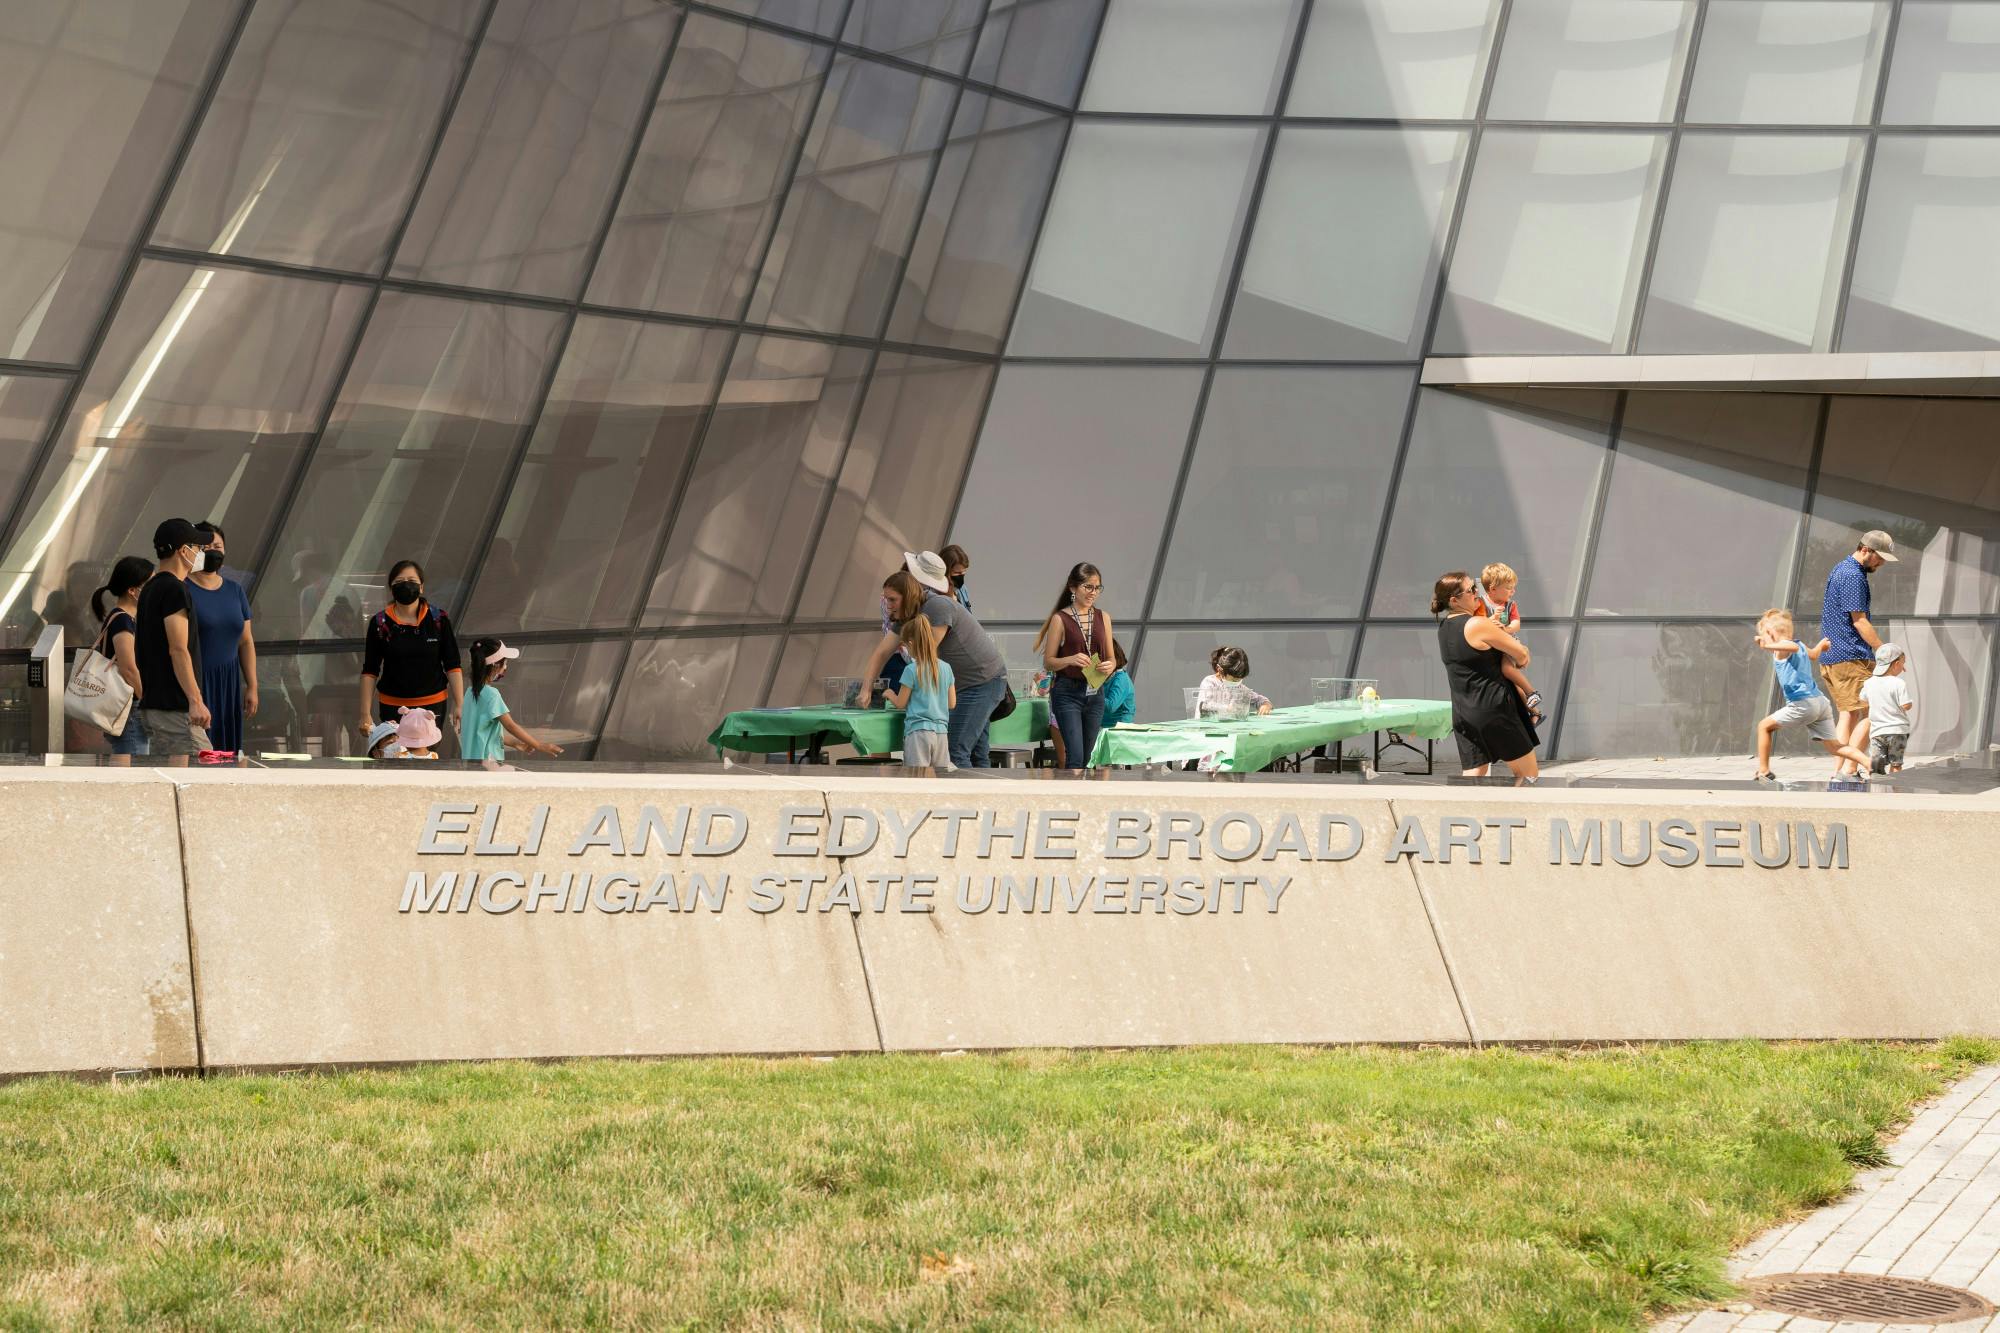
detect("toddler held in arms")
[1477,561,1543,724]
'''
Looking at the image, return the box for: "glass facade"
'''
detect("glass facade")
[0,0,1995,762]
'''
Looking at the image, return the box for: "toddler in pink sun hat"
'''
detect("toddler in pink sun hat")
[395,706,443,760]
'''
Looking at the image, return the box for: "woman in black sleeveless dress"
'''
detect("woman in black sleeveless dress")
[1432,571,1540,780]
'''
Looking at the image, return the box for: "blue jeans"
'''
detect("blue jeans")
[108,709,148,755]
[948,674,1008,769]
[1049,676,1102,771]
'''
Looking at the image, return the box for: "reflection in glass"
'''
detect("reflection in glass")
[951,366,1203,622]
[1559,623,1771,759]
[1639,134,1864,353]
[1355,623,1573,757]
[1685,1,1887,125]
[1287,0,1500,120]
[390,0,686,300]
[1009,123,1265,358]
[704,0,850,39]
[1227,128,1467,360]
[0,263,368,651]
[1371,389,1615,617]
[0,0,236,364]
[1133,627,1358,726]
[967,0,1105,109]
[883,93,1066,354]
[1486,0,1695,123]
[1841,136,2000,351]
[152,0,484,273]
[255,648,363,756]
[744,57,955,338]
[1436,130,1667,354]
[599,632,781,759]
[467,316,734,635]
[1079,0,1302,115]
[1584,393,1817,616]
[1153,369,1412,620]
[843,0,985,77]
[256,294,566,641]
[768,628,877,709]
[587,16,831,320]
[1797,397,2000,620]
[1882,2,2000,126]
[641,335,871,627]
[0,375,67,534]
[1879,619,1993,757]
[796,353,994,621]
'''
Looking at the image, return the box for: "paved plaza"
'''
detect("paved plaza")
[1659,1064,2000,1332]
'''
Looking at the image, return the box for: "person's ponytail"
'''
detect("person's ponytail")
[93,555,156,624]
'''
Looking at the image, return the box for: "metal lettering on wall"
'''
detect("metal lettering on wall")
[400,804,1850,917]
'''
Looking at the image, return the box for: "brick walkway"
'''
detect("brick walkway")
[1657,1064,2000,1331]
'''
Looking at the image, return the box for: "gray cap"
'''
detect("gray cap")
[1872,642,1905,675]
[1860,529,1899,562]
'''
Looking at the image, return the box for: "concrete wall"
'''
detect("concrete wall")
[2,767,1996,1074]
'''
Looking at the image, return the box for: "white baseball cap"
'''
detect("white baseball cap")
[1872,642,1905,675]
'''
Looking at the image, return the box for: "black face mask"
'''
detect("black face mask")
[391,580,422,606]
[949,573,965,589]
[202,550,224,574]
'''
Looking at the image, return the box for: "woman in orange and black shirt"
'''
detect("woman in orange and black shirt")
[357,559,463,746]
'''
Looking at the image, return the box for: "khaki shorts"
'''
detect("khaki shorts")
[141,709,212,756]
[1819,659,1872,713]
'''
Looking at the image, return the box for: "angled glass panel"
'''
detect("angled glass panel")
[0,262,368,651]
[949,365,1203,621]
[255,647,363,756]
[1638,133,1864,354]
[883,93,1066,354]
[586,16,832,320]
[1078,0,1302,115]
[641,334,871,627]
[390,0,686,300]
[1882,2,2000,126]
[1685,1,1888,125]
[743,56,956,338]
[256,294,566,642]
[768,629,880,714]
[1841,136,2000,352]
[1797,397,2000,620]
[1226,128,1467,361]
[1154,368,1413,620]
[0,374,67,532]
[968,0,1105,109]
[1878,619,1993,757]
[1133,627,1359,726]
[796,352,995,621]
[704,0,850,39]
[1009,123,1264,358]
[0,0,237,365]
[1287,0,1500,120]
[1560,623,1770,759]
[842,0,984,76]
[1584,392,1817,617]
[1353,622,1574,757]
[1435,130,1667,355]
[152,0,485,273]
[467,316,734,635]
[599,632,782,759]
[1487,0,1695,123]
[1371,388,1616,617]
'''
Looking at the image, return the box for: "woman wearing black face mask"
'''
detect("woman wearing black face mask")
[358,559,463,750]
[187,521,257,752]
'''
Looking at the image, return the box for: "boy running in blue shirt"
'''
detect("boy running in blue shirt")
[1752,609,1872,782]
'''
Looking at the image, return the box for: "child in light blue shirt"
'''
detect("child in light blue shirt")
[1099,638,1135,727]
[460,637,564,764]
[892,616,955,771]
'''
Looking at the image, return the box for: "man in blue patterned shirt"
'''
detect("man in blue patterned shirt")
[1819,529,1898,773]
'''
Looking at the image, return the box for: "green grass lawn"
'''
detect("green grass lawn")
[0,1041,1992,1330]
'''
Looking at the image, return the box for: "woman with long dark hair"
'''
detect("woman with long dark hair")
[1432,570,1539,782]
[358,559,463,752]
[1034,562,1114,772]
[187,521,256,752]
[91,555,156,761]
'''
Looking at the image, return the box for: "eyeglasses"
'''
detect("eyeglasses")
[1080,583,1102,593]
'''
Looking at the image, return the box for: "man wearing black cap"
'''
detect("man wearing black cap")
[136,518,213,762]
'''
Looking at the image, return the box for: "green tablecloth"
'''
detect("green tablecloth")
[709,697,1052,758]
[1087,699,1452,773]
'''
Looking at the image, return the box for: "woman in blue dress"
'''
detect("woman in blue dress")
[186,521,257,752]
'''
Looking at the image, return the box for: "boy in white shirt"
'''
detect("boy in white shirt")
[1859,642,1916,774]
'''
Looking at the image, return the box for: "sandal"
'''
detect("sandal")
[1524,690,1545,725]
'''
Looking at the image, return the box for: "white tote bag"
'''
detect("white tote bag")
[65,623,134,735]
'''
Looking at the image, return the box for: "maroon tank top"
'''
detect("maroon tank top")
[1053,608,1096,680]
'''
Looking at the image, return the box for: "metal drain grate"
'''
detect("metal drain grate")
[1743,1272,1996,1324]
